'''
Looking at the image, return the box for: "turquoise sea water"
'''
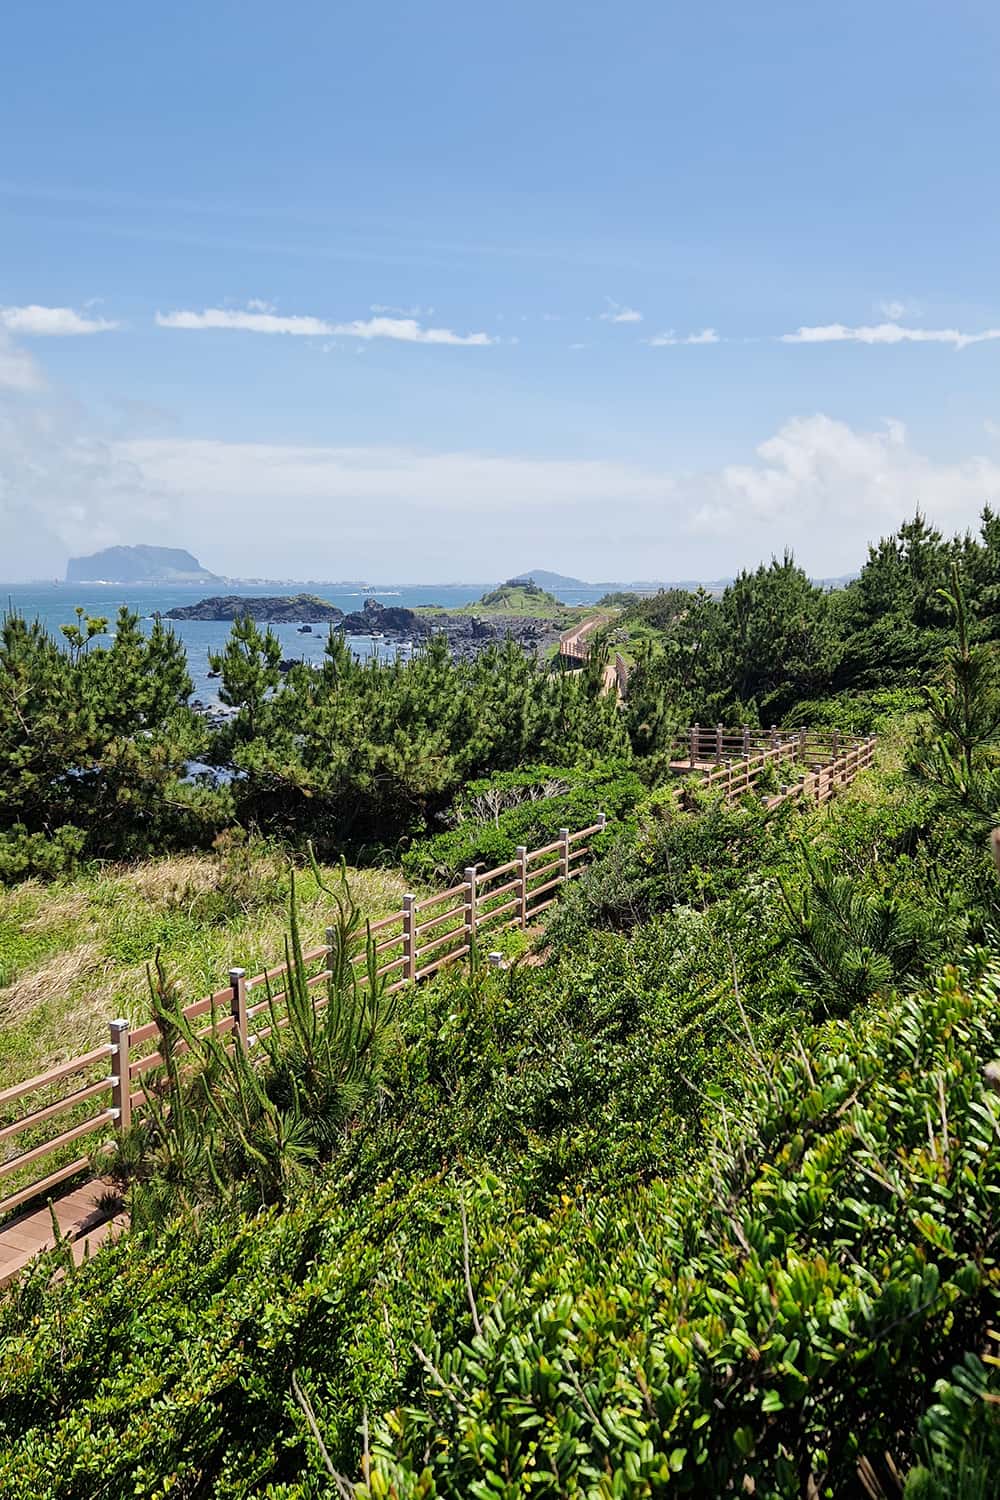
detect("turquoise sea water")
[1,582,610,701]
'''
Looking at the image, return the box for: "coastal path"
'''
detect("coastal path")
[0,726,878,1284]
[0,817,609,1284]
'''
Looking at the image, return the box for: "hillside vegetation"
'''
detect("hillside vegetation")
[0,844,410,1088]
[2,510,1000,1493]
[417,578,586,622]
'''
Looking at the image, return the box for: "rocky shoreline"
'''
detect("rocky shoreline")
[169,595,565,665]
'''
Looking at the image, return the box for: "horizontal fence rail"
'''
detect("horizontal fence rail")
[558,615,609,666]
[682,728,876,809]
[0,816,608,1223]
[0,724,878,1225]
[672,723,873,770]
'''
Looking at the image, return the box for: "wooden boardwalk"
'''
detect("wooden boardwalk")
[0,820,607,1290]
[0,1179,125,1289]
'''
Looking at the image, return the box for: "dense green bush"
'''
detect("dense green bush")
[401,761,642,880]
[0,607,230,878]
[2,963,998,1496]
[617,509,1000,738]
[361,964,1000,1499]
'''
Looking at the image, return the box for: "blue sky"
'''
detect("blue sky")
[3,0,1000,581]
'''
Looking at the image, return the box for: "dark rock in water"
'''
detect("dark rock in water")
[297,624,313,633]
[339,596,563,661]
[165,594,344,623]
[339,597,432,636]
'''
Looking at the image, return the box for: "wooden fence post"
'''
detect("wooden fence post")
[402,894,417,981]
[597,811,607,834]
[770,724,778,749]
[229,967,248,1048]
[725,759,733,802]
[689,723,698,767]
[516,846,528,928]
[109,1018,131,1132]
[559,827,571,883]
[742,725,750,756]
[715,723,724,763]
[464,867,478,949]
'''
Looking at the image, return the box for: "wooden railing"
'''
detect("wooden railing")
[558,615,609,666]
[0,818,607,1223]
[673,724,873,767]
[688,731,876,807]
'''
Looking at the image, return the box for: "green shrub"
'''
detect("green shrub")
[363,963,1000,1498]
[3,963,997,1496]
[401,762,642,881]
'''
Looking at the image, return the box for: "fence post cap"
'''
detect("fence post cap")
[110,1017,129,1032]
[228,966,246,980]
[402,892,416,904]
[515,844,528,854]
[559,827,570,836]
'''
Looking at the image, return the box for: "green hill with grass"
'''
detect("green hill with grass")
[417,577,585,622]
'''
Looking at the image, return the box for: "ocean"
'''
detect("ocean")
[1,581,612,702]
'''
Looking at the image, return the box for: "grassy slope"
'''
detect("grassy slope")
[415,583,591,623]
[0,846,414,1088]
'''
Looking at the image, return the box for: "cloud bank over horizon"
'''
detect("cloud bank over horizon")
[3,327,999,583]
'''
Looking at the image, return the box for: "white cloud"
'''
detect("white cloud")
[4,325,999,582]
[157,309,333,336]
[107,416,999,579]
[0,305,119,336]
[600,300,643,324]
[688,415,1000,565]
[156,307,494,346]
[0,329,45,391]
[879,299,907,320]
[246,297,276,313]
[780,321,1000,351]
[0,336,165,578]
[647,328,720,347]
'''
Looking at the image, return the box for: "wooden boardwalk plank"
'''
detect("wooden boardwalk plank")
[0,1177,124,1288]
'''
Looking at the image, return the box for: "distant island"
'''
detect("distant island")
[66,545,222,585]
[165,594,345,624]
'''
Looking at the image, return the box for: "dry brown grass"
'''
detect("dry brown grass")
[0,848,422,1088]
[0,942,107,1029]
[18,887,92,934]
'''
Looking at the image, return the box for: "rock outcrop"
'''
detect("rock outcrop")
[165,594,344,623]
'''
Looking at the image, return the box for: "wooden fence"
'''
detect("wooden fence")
[675,723,872,768]
[0,725,879,1225]
[0,817,607,1223]
[693,732,876,807]
[557,615,609,666]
